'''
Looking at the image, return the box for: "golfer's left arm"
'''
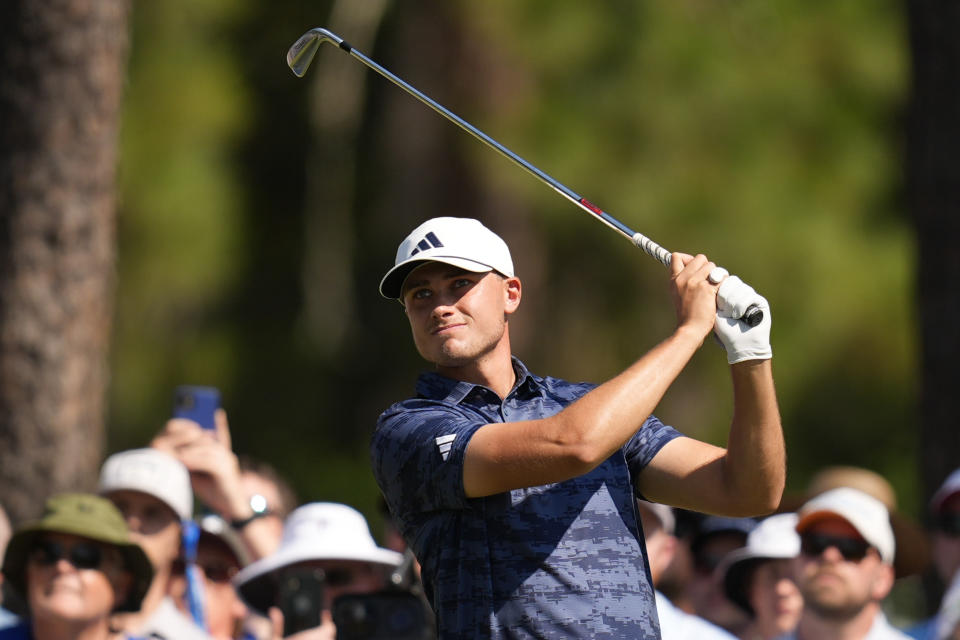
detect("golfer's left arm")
[638,277,785,516]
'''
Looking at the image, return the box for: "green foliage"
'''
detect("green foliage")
[111,0,918,539]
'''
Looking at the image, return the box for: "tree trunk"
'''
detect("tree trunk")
[0,0,129,524]
[905,0,960,612]
[907,0,960,504]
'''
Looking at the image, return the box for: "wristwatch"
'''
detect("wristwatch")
[230,493,272,530]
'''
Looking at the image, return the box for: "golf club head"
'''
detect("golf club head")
[287,28,344,77]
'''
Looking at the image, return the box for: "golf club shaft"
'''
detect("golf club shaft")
[288,28,762,326]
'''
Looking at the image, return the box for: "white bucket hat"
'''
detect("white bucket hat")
[233,502,403,615]
[98,448,193,521]
[719,513,800,615]
[796,487,895,565]
[379,217,514,299]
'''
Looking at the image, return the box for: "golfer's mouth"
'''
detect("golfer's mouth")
[432,323,465,335]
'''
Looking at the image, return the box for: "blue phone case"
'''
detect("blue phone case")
[172,385,220,431]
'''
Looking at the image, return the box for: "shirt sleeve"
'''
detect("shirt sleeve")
[371,401,485,519]
[623,414,682,481]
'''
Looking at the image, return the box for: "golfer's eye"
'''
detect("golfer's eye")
[411,288,432,300]
[452,278,472,289]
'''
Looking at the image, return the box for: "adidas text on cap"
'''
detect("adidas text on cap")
[379,217,514,300]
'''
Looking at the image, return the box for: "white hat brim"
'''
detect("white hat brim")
[233,542,403,615]
[379,255,497,299]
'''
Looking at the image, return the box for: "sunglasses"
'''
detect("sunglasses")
[322,568,357,588]
[935,513,960,537]
[172,559,239,584]
[800,533,872,562]
[30,539,104,571]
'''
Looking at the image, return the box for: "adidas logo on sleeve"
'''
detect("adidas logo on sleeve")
[435,434,456,461]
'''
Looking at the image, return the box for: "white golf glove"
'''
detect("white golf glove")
[714,275,772,364]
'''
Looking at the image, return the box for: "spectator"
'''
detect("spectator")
[152,412,286,559]
[717,513,803,640]
[908,468,960,640]
[686,515,757,635]
[0,502,17,629]
[170,514,254,640]
[657,508,701,614]
[932,570,960,640]
[784,487,910,640]
[234,502,404,638]
[238,455,299,555]
[98,447,212,639]
[636,500,737,639]
[0,493,153,640]
[801,466,930,581]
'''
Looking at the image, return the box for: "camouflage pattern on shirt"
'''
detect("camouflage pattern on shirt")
[371,358,682,639]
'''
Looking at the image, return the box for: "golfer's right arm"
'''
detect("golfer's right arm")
[462,253,718,498]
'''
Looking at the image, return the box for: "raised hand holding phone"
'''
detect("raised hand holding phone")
[152,386,279,561]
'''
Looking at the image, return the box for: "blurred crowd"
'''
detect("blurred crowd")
[0,404,958,640]
[0,408,429,640]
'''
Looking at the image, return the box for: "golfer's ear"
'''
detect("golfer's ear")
[504,277,521,313]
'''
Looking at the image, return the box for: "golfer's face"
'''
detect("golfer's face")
[402,263,510,368]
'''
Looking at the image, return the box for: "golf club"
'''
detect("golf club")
[286,27,763,326]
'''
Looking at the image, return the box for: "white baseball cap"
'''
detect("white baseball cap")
[930,468,960,514]
[379,217,514,299]
[98,448,193,521]
[233,502,404,615]
[720,513,800,614]
[796,487,895,565]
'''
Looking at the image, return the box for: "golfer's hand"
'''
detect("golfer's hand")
[670,253,722,341]
[713,275,773,364]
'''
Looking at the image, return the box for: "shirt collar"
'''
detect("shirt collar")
[415,356,539,404]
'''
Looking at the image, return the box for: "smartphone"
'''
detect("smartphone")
[278,568,325,637]
[172,385,220,431]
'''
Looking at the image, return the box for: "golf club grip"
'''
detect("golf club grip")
[742,304,763,327]
[628,230,764,327]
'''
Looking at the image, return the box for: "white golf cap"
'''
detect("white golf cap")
[98,448,193,521]
[379,217,514,299]
[720,513,800,614]
[233,502,403,615]
[796,487,895,565]
[930,468,960,514]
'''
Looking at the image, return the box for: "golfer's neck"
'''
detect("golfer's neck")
[437,333,516,399]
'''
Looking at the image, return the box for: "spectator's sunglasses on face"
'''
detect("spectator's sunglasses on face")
[29,539,106,571]
[935,512,960,536]
[173,559,239,584]
[322,568,358,588]
[799,532,872,562]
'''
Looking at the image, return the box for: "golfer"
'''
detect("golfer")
[370,217,785,639]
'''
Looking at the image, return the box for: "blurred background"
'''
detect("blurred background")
[1,0,957,609]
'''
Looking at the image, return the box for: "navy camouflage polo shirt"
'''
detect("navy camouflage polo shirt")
[371,357,682,639]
